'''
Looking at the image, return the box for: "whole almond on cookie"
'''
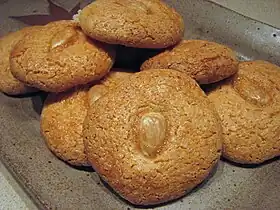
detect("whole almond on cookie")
[139,112,166,158]
[84,69,222,205]
[208,60,280,164]
[10,20,115,93]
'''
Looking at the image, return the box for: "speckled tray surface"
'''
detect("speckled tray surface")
[0,0,279,209]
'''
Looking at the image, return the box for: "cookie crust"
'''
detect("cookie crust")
[10,21,115,93]
[208,60,280,164]
[88,69,133,105]
[79,0,184,48]
[41,86,90,166]
[141,40,238,84]
[84,69,222,205]
[0,26,41,95]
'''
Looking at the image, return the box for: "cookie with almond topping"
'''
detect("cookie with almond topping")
[141,40,238,84]
[84,69,222,205]
[207,60,280,164]
[78,0,184,48]
[10,20,115,93]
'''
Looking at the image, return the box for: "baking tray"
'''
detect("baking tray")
[0,0,279,209]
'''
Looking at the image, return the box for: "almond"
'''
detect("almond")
[50,27,77,50]
[233,74,272,106]
[88,85,108,105]
[139,112,166,157]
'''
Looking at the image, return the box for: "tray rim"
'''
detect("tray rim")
[0,0,279,209]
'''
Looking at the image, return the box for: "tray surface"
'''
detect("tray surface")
[0,0,279,209]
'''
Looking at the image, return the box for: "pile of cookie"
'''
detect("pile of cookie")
[0,0,279,206]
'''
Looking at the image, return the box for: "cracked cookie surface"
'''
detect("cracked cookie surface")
[10,20,115,93]
[141,40,238,84]
[84,69,222,205]
[207,60,280,164]
[0,26,41,95]
[78,0,184,48]
[41,86,90,166]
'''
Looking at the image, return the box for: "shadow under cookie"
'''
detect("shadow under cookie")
[114,45,163,70]
[31,92,48,116]
[221,156,280,169]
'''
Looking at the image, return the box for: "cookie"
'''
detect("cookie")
[88,69,133,105]
[0,26,41,95]
[78,0,184,48]
[10,20,115,93]
[41,86,90,166]
[84,69,222,205]
[141,40,238,84]
[208,60,280,164]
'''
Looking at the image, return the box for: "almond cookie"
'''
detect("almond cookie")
[84,69,222,205]
[208,60,280,164]
[88,69,133,105]
[78,0,184,48]
[141,40,238,84]
[0,26,41,95]
[10,20,115,93]
[41,86,90,166]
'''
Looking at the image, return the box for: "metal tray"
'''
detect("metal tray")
[0,0,279,209]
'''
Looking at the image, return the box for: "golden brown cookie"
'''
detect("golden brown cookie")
[84,69,222,205]
[41,86,90,166]
[88,69,133,105]
[141,40,238,84]
[10,20,115,93]
[0,26,41,95]
[208,60,280,164]
[78,0,184,48]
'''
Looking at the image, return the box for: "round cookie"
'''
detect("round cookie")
[0,26,41,95]
[141,40,239,84]
[10,20,115,93]
[78,0,184,48]
[84,69,222,205]
[88,69,133,105]
[208,60,280,164]
[41,86,90,166]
